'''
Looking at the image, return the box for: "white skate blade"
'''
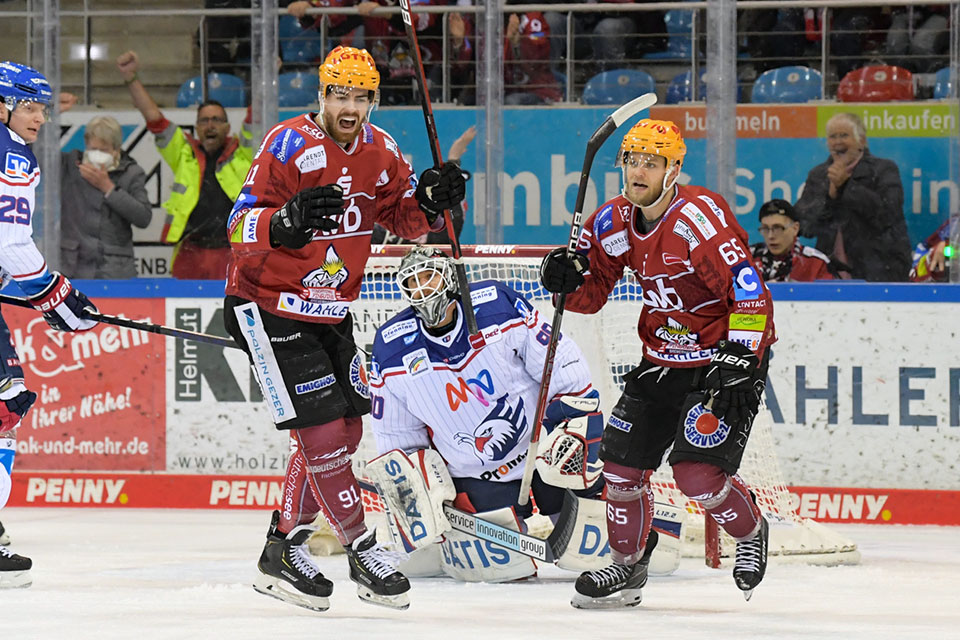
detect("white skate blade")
[356,584,410,610]
[570,588,642,610]
[253,574,330,612]
[0,570,32,589]
[742,588,754,602]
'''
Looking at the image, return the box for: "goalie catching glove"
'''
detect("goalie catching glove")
[703,340,764,431]
[364,448,456,553]
[536,394,604,490]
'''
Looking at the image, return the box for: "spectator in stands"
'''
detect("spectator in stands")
[884,6,950,73]
[504,7,563,105]
[749,199,833,282]
[544,1,665,75]
[794,112,911,282]
[116,50,252,281]
[58,111,152,279]
[910,216,955,282]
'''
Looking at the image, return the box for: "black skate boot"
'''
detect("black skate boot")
[571,529,659,609]
[0,519,9,546]
[0,544,32,588]
[253,510,333,612]
[346,528,410,610]
[733,516,769,601]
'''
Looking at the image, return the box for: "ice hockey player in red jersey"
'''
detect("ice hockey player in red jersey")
[539,119,776,608]
[223,45,465,613]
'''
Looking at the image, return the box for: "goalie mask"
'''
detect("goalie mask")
[397,246,459,328]
[536,401,604,491]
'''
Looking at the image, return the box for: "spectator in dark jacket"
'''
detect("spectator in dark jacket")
[60,115,152,279]
[794,112,911,282]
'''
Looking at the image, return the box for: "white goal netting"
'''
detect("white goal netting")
[333,247,859,566]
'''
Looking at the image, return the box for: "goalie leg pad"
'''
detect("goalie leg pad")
[555,497,609,572]
[440,506,537,583]
[364,449,456,552]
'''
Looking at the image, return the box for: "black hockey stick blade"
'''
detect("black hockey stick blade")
[517,92,658,506]
[0,293,240,350]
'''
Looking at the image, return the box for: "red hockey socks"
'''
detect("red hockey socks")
[602,461,655,565]
[672,460,762,540]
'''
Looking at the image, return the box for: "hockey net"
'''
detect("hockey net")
[319,245,859,566]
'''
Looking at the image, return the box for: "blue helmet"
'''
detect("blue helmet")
[0,62,53,109]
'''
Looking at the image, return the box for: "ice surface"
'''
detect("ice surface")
[2,508,957,640]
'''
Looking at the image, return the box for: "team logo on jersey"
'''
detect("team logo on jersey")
[298,121,325,140]
[402,348,431,376]
[446,369,495,411]
[455,395,527,464]
[640,278,684,311]
[654,317,699,347]
[349,353,370,398]
[301,245,349,295]
[269,129,306,164]
[595,204,615,236]
[683,403,731,448]
[4,152,30,179]
[731,261,762,301]
[680,203,717,240]
[601,230,630,257]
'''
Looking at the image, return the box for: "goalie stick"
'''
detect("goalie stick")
[358,479,576,563]
[517,93,658,506]
[0,293,240,350]
[397,0,484,349]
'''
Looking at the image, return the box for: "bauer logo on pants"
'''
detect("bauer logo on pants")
[683,403,730,448]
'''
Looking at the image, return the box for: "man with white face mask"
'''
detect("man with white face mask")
[59,113,152,278]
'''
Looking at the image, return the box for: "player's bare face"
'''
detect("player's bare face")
[827,120,863,167]
[758,212,799,256]
[623,152,667,207]
[7,101,47,143]
[322,86,372,145]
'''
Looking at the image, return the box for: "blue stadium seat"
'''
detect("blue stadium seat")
[278,71,320,107]
[751,65,822,104]
[176,72,247,108]
[933,67,954,99]
[582,69,656,105]
[644,4,694,60]
[553,70,568,100]
[666,69,745,103]
[279,15,324,65]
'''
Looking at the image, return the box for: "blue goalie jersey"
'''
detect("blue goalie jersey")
[369,280,596,482]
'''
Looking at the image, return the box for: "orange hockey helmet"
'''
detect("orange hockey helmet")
[615,119,687,170]
[319,46,380,93]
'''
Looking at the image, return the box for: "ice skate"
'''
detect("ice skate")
[0,545,32,588]
[734,516,769,601]
[346,528,410,610]
[0,520,9,546]
[253,511,333,612]
[571,529,659,609]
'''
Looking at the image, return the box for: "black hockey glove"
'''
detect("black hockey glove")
[416,162,466,224]
[28,272,99,332]
[539,247,589,295]
[702,340,764,431]
[270,184,345,249]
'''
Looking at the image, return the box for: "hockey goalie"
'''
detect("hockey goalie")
[363,247,682,583]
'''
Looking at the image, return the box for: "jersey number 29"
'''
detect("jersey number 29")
[0,195,31,225]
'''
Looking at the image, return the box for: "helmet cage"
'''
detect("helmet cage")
[397,250,458,327]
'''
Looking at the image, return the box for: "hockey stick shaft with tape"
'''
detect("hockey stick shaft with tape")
[516,93,658,506]
[0,293,240,350]
[397,0,483,347]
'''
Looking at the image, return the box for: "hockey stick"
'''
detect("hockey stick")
[517,93,658,506]
[397,0,484,349]
[0,293,240,350]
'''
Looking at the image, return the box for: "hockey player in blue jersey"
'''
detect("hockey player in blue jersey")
[365,246,614,583]
[0,62,99,589]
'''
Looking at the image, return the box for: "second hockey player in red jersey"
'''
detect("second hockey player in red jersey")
[223,45,465,613]
[540,119,776,608]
